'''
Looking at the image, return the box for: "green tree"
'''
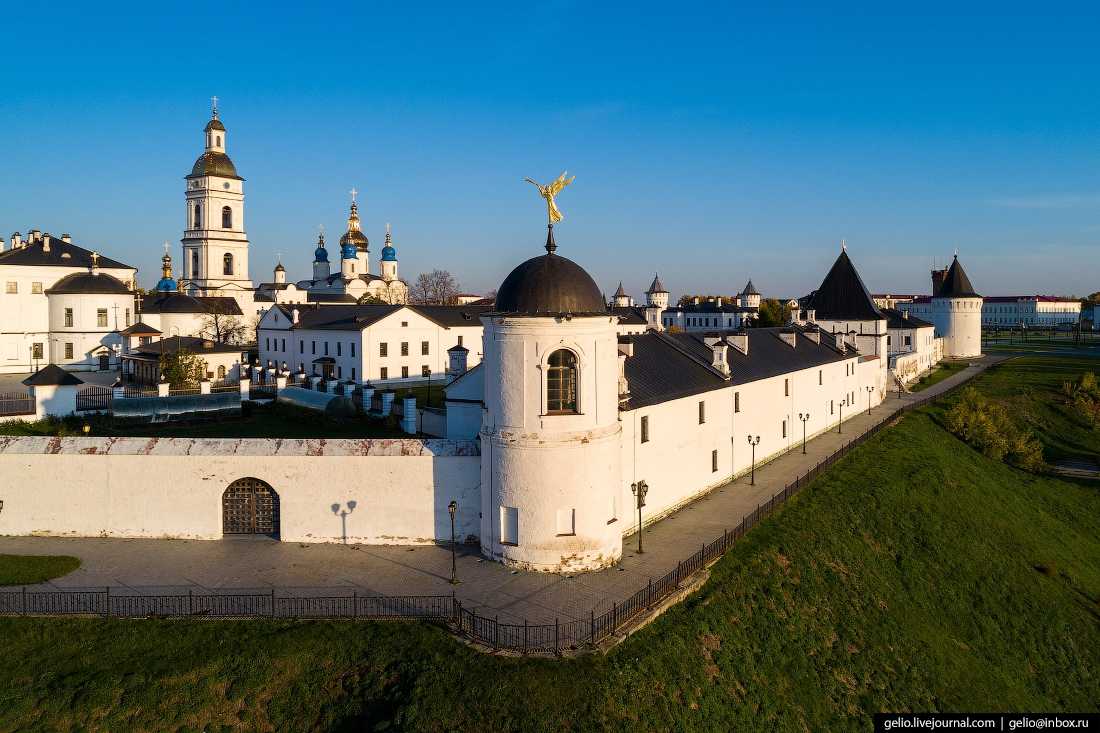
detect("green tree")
[752,298,789,327]
[158,348,207,389]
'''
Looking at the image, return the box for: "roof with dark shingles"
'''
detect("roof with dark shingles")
[45,271,131,295]
[0,236,133,270]
[622,326,854,410]
[807,250,884,321]
[23,363,84,386]
[120,321,161,335]
[128,336,245,357]
[139,294,243,315]
[881,308,934,330]
[935,256,980,298]
[611,306,647,324]
[271,304,493,331]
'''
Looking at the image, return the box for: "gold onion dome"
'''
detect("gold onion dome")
[339,201,370,250]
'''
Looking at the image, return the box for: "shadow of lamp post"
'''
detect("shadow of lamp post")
[330,501,357,544]
[747,435,760,485]
[630,480,648,554]
[448,500,459,585]
[798,413,809,454]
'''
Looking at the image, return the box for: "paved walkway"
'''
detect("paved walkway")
[0,357,1007,624]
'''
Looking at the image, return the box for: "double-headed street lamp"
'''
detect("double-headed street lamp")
[630,481,649,554]
[746,435,761,485]
[448,500,459,584]
[798,413,810,454]
[865,385,874,415]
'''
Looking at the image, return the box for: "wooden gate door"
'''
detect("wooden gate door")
[222,478,280,536]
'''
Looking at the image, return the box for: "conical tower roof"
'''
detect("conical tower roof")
[742,279,759,296]
[935,255,980,298]
[613,282,627,298]
[647,273,667,294]
[808,250,883,321]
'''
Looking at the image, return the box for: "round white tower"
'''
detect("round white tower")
[612,282,631,308]
[740,279,761,309]
[644,273,669,330]
[480,225,623,573]
[932,254,982,358]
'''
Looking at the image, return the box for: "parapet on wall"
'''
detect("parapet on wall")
[0,436,481,545]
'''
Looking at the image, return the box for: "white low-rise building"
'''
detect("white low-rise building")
[257,303,489,384]
[882,308,941,384]
[0,231,138,373]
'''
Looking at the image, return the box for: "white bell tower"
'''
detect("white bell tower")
[180,98,252,296]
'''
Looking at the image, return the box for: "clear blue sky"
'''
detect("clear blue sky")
[3,2,1098,299]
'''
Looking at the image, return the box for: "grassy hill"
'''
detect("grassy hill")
[2,356,1098,731]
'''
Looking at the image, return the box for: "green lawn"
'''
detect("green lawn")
[0,554,80,586]
[2,357,1098,731]
[909,361,966,392]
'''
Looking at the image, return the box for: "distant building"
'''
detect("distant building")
[660,280,762,332]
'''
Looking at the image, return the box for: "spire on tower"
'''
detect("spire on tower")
[841,238,847,252]
[211,95,219,119]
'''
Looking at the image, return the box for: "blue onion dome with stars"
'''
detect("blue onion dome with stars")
[313,231,328,262]
[381,223,397,262]
[155,246,179,292]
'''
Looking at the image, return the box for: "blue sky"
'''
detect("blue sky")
[3,2,1099,299]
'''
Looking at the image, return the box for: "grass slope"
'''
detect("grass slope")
[2,358,1098,731]
[0,554,80,586]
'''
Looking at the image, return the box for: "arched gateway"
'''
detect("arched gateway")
[222,478,280,537]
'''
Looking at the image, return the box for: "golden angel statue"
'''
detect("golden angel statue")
[524,171,575,224]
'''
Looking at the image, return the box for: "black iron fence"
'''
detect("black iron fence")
[0,391,35,416]
[75,387,112,412]
[2,368,982,654]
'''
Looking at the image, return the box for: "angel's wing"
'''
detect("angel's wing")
[523,177,545,194]
[548,171,574,196]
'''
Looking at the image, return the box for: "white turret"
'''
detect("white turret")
[644,273,669,330]
[932,254,982,358]
[612,282,631,308]
[273,260,286,285]
[480,225,622,572]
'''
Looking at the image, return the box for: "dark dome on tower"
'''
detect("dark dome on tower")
[189,151,240,179]
[494,227,606,315]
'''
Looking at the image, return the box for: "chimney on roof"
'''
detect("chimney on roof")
[42,236,50,253]
[61,233,71,243]
[710,339,730,376]
[806,308,816,323]
[30,229,41,243]
[693,297,700,305]
[834,333,846,352]
[779,331,796,348]
[716,297,723,307]
[9,233,20,249]
[291,308,300,325]
[728,332,748,356]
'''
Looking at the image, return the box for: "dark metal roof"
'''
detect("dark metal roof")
[128,336,245,357]
[742,279,760,296]
[45,271,131,295]
[204,117,226,132]
[807,250,884,321]
[23,363,84,386]
[272,303,492,330]
[665,301,756,314]
[494,227,606,316]
[611,306,647,325]
[139,294,243,315]
[613,282,627,298]
[188,151,241,179]
[0,236,133,270]
[621,326,854,410]
[647,273,667,294]
[935,256,980,298]
[120,321,162,335]
[881,308,934,330]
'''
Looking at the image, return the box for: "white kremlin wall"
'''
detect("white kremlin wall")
[0,437,481,545]
[620,352,882,528]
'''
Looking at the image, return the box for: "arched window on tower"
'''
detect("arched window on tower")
[216,135,221,147]
[223,253,234,276]
[193,203,202,229]
[191,250,199,278]
[222,206,232,229]
[546,349,578,414]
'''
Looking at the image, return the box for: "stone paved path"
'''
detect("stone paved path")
[0,357,1007,625]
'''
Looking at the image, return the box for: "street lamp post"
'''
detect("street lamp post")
[630,481,648,554]
[746,435,760,485]
[866,385,874,415]
[838,397,846,434]
[448,500,459,584]
[798,413,809,454]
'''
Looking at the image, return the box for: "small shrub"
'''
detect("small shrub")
[945,387,1045,470]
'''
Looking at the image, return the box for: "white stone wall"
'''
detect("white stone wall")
[619,350,881,528]
[46,290,134,369]
[0,437,481,545]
